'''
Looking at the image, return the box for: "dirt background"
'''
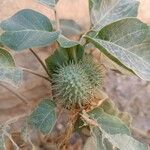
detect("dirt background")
[0,0,150,148]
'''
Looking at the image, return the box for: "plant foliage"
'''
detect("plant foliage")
[0,0,149,149]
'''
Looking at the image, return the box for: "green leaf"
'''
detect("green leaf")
[28,99,57,134]
[85,18,150,81]
[0,9,59,51]
[83,131,112,150]
[66,45,84,63]
[52,19,83,36]
[88,108,130,135]
[45,48,69,74]
[0,42,4,48]
[59,19,83,36]
[57,35,79,48]
[0,67,23,87]
[0,48,15,67]
[101,99,119,116]
[45,45,84,74]
[89,0,139,30]
[111,134,149,150]
[84,107,148,150]
[101,99,132,127]
[0,48,22,86]
[37,0,59,8]
[90,127,149,150]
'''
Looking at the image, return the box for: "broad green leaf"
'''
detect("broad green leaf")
[0,67,23,87]
[0,48,15,67]
[0,42,4,48]
[83,130,110,150]
[0,9,59,51]
[59,19,83,36]
[89,0,139,30]
[57,35,79,48]
[52,19,83,36]
[90,127,148,150]
[111,134,149,150]
[101,99,132,127]
[45,48,69,74]
[37,0,59,7]
[28,99,57,134]
[85,107,148,150]
[88,108,130,135]
[83,137,115,150]
[85,18,150,80]
[0,48,22,86]
[45,45,84,74]
[89,127,116,150]
[66,45,84,63]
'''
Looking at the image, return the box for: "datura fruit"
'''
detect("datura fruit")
[52,56,102,108]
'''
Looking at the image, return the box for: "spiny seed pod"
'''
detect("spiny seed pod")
[52,63,93,108]
[82,56,102,89]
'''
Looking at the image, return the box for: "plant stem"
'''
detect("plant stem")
[0,82,28,105]
[29,48,50,77]
[57,109,80,150]
[22,68,51,82]
[54,6,60,31]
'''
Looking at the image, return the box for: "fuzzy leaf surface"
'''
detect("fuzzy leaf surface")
[0,48,22,86]
[0,9,59,50]
[0,48,15,67]
[89,127,148,150]
[28,99,57,134]
[88,108,130,135]
[101,99,132,126]
[37,0,59,7]
[52,19,83,36]
[85,18,150,80]
[57,35,79,48]
[111,134,149,150]
[89,0,139,30]
[59,19,83,36]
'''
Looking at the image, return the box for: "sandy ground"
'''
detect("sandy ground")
[0,0,150,148]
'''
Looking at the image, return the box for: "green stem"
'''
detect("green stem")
[29,48,51,78]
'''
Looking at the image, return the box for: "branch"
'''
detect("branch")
[0,82,28,105]
[22,68,51,82]
[29,48,50,77]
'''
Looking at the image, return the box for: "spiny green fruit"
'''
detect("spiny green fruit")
[82,56,102,89]
[52,56,102,108]
[52,63,93,108]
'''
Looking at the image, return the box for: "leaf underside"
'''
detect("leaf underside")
[0,48,22,86]
[84,107,149,150]
[85,18,150,81]
[89,0,139,30]
[28,99,57,134]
